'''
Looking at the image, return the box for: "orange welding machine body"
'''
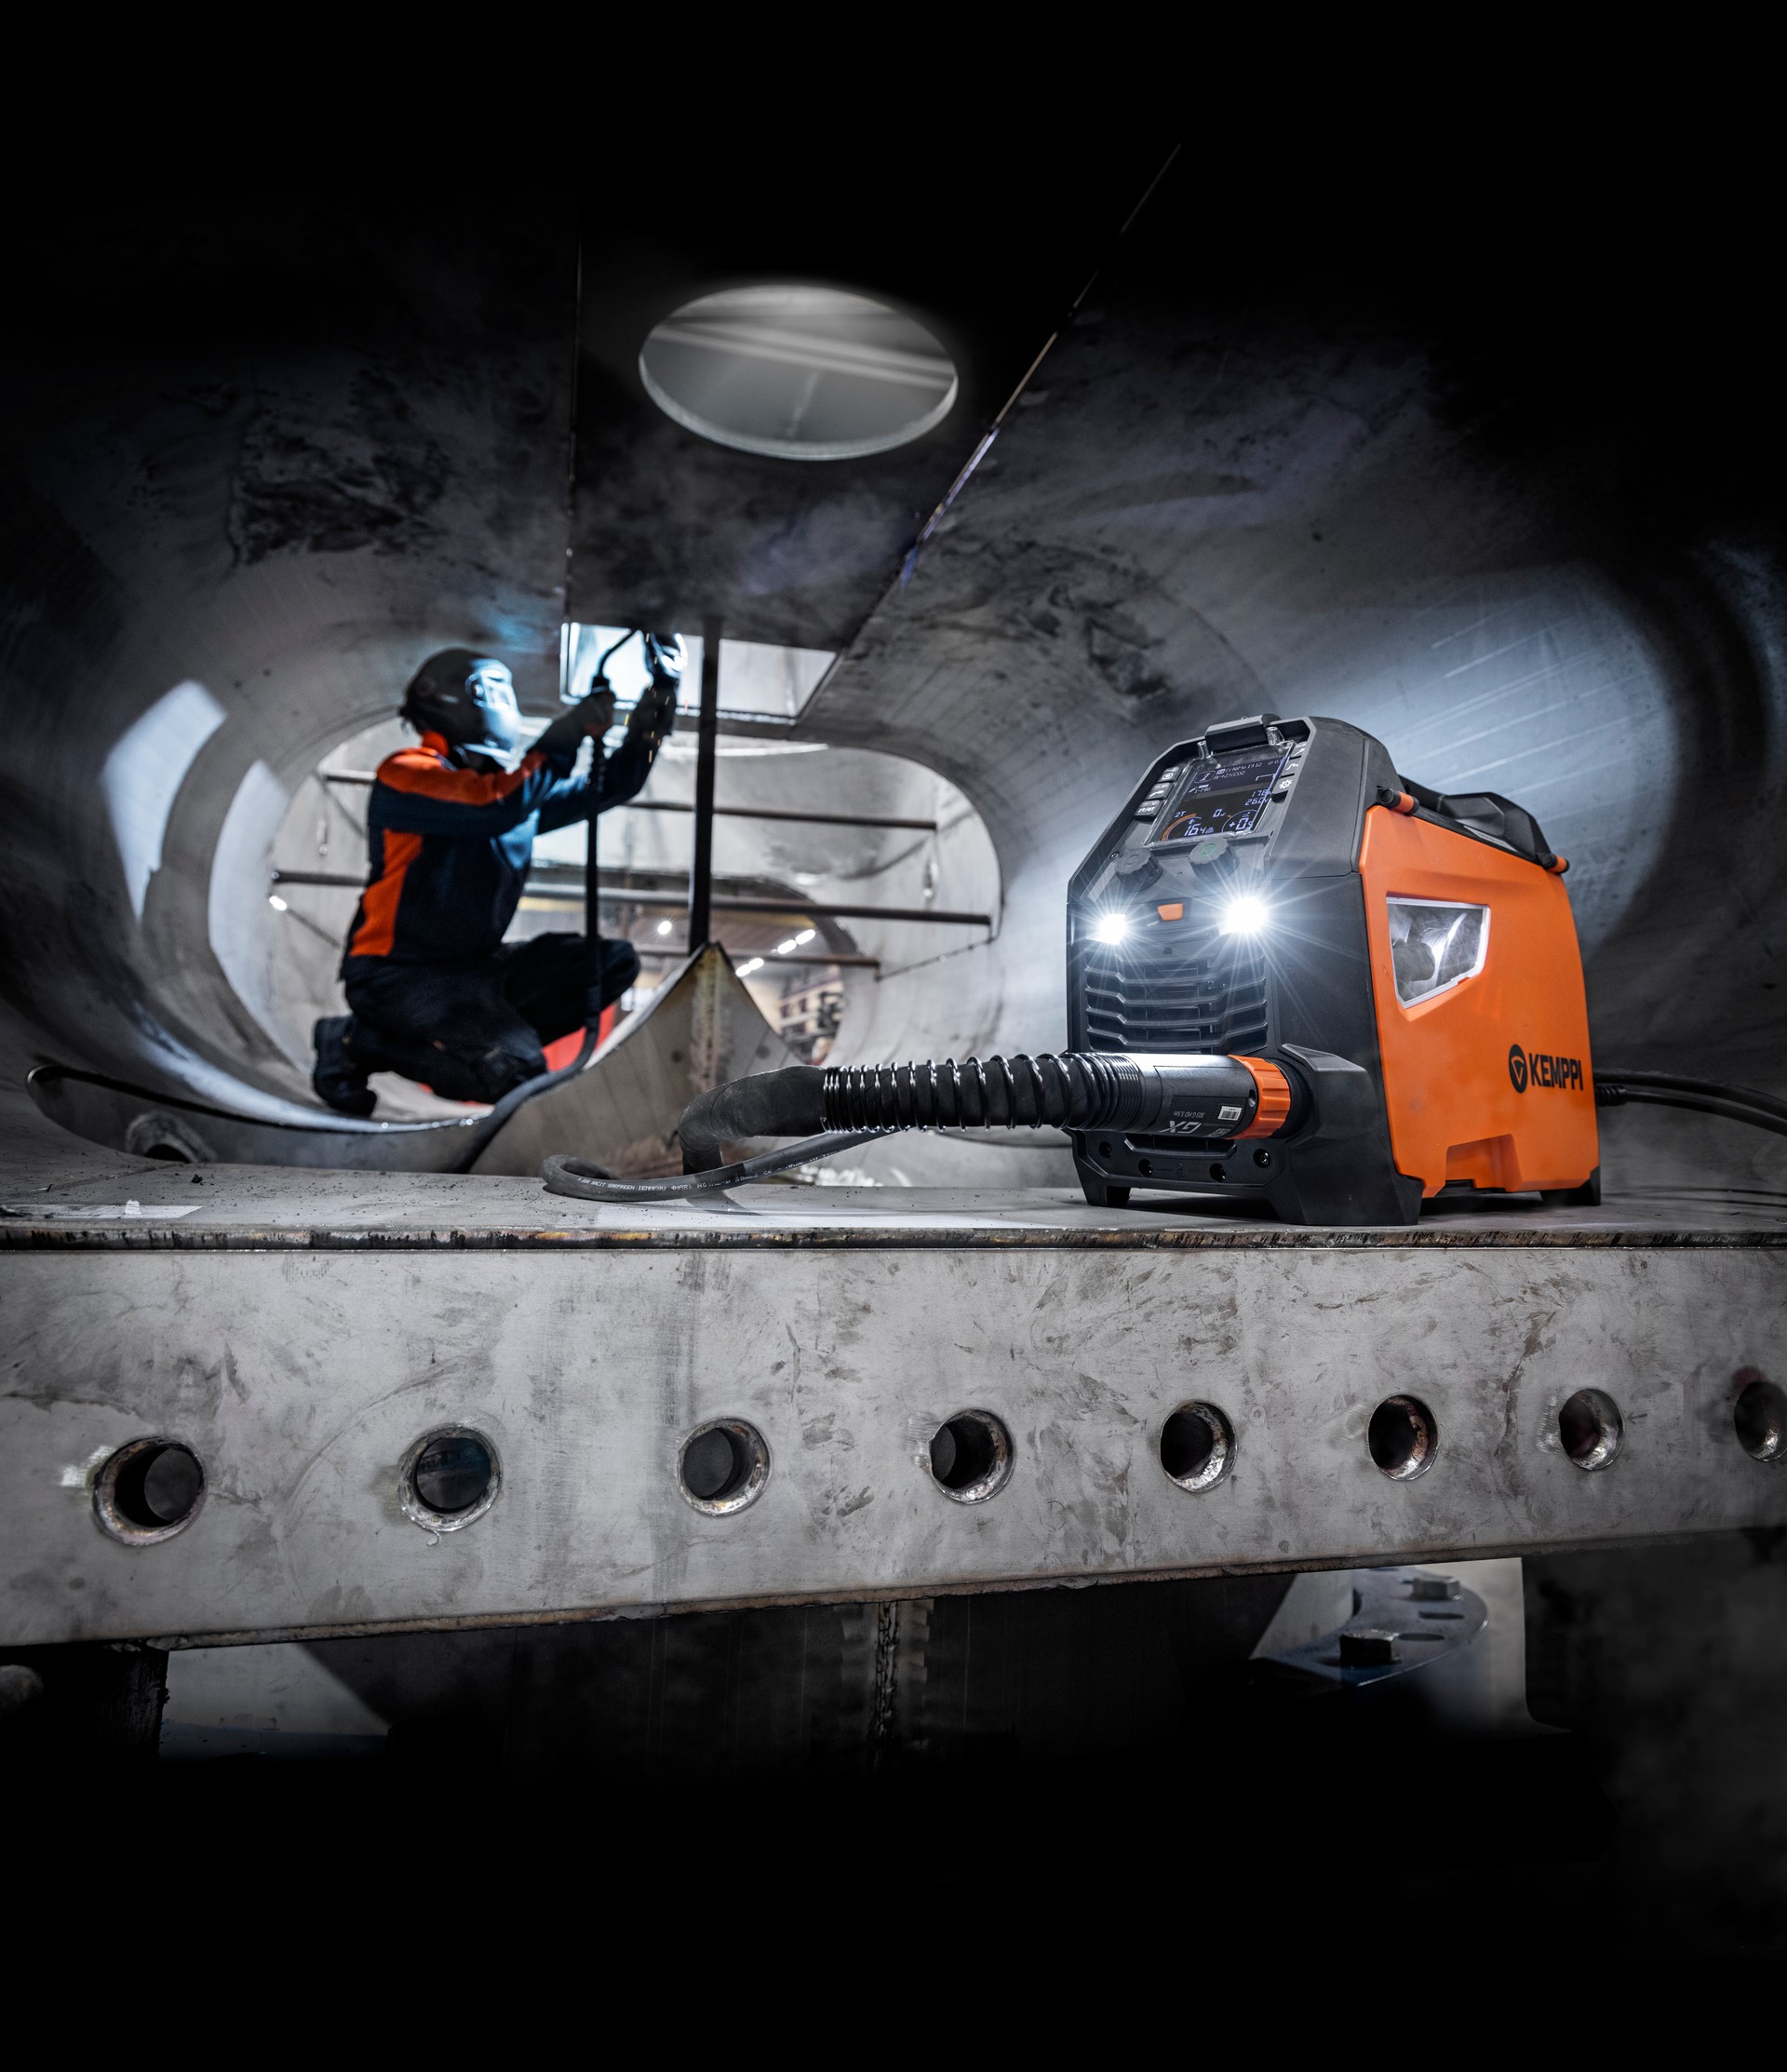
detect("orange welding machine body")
[1066,714,1600,1226]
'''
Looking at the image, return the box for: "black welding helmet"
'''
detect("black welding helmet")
[401,649,522,761]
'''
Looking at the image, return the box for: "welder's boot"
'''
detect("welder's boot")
[312,1016,377,1117]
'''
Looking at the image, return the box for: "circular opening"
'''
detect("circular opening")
[1559,1388,1623,1472]
[679,1419,772,1515]
[1368,1395,1438,1480]
[1097,1141,1113,1158]
[93,1437,205,1543]
[928,1410,1013,1504]
[124,1110,209,1163]
[1137,1158,1153,1177]
[1735,1373,1787,1463]
[1253,1148,1272,1169]
[399,1426,501,1531]
[1159,1403,1235,1492]
[1208,1163,1227,1181]
[639,285,960,462]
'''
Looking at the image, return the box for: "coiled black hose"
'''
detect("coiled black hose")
[826,1053,1145,1133]
[542,1050,1281,1204]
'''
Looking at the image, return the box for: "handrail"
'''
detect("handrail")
[635,947,881,967]
[272,869,991,927]
[316,770,936,833]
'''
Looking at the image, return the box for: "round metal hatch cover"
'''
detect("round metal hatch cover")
[639,285,959,462]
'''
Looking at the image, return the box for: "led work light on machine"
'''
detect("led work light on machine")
[543,710,1785,1225]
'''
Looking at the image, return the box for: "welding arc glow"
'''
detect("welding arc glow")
[1218,895,1270,936]
[1093,912,1129,945]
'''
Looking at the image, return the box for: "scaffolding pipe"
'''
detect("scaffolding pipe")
[688,614,721,949]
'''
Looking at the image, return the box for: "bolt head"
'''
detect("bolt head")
[1408,1574,1462,1601]
[1338,1628,1401,1667]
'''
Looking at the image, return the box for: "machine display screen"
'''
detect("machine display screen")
[1149,751,1287,843]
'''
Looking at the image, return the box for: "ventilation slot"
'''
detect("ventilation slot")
[1082,924,1268,1056]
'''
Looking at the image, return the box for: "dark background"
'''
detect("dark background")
[4,108,1784,1945]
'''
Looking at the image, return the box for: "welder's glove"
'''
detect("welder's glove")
[532,696,611,766]
[626,632,683,755]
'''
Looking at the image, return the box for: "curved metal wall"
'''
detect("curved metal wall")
[0,170,577,1136]
[3,164,1780,1201]
[798,276,1787,1193]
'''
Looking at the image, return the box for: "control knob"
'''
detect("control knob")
[1111,847,1162,895]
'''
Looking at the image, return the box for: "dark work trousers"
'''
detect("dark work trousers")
[342,933,639,1104]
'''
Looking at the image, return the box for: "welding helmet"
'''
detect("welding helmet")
[401,649,522,761]
[641,630,687,685]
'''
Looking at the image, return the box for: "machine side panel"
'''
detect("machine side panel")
[1359,808,1598,1196]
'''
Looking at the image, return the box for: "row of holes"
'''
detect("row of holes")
[87,1377,1787,1544]
[1367,1379,1787,1481]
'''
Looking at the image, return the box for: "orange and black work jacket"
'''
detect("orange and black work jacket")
[342,727,652,970]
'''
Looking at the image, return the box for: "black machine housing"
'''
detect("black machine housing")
[1068,714,1419,1225]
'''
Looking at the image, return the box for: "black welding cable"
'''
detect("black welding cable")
[590,626,640,681]
[542,1129,894,1203]
[543,1064,869,1203]
[1594,1073,1787,1138]
[1592,1069,1787,1123]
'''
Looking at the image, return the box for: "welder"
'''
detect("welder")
[311,640,679,1115]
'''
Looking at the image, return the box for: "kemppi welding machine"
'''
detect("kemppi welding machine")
[1055,712,1597,1223]
[543,711,1783,1225]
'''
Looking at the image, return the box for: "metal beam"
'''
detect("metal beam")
[688,615,720,949]
[3,1205,1783,1648]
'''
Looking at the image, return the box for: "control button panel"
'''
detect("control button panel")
[1134,766,1185,822]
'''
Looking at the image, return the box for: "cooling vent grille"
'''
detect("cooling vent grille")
[1082,923,1268,1056]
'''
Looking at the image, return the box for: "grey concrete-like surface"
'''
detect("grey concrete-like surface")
[6,1158,1785,1242]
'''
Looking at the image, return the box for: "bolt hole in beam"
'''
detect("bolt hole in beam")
[1735,1371,1787,1462]
[1558,1388,1623,1472]
[1368,1395,1438,1481]
[1159,1403,1236,1492]
[928,1410,1014,1504]
[400,1427,501,1532]
[94,1437,206,1543]
[679,1419,772,1515]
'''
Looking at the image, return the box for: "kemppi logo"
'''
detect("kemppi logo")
[1509,1043,1582,1093]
